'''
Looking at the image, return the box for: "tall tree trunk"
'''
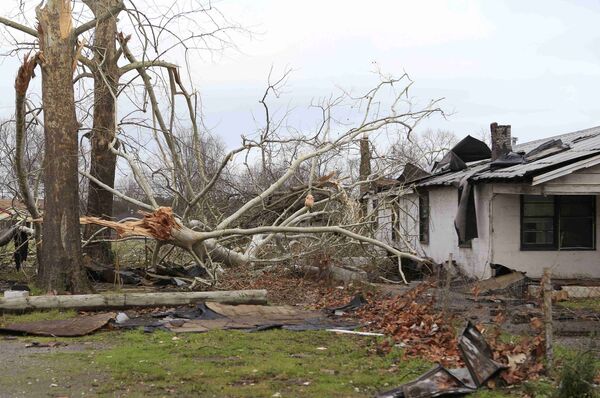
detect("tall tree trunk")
[37,0,89,292]
[83,0,121,265]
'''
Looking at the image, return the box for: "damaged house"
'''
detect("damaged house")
[371,123,600,279]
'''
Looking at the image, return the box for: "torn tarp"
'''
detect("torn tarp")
[376,322,506,398]
[116,302,359,333]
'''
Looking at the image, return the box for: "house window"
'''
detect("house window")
[419,192,429,244]
[521,195,596,250]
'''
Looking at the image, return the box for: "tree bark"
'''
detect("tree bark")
[37,0,89,292]
[83,0,121,265]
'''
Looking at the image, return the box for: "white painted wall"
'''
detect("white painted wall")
[490,190,600,279]
[418,185,492,278]
[373,167,600,279]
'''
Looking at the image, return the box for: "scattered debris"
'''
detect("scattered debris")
[115,312,130,324]
[325,329,383,337]
[0,313,116,337]
[25,341,67,348]
[377,322,506,398]
[529,284,600,300]
[472,271,526,296]
[85,262,142,285]
[116,302,358,334]
[327,293,367,315]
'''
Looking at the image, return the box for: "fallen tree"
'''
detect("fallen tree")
[2,1,442,288]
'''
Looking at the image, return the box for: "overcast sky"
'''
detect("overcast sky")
[1,0,600,148]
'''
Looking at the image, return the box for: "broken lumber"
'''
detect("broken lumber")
[0,290,267,311]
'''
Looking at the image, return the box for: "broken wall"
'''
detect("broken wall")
[418,185,492,278]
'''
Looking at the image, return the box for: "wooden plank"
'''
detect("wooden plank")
[543,184,600,194]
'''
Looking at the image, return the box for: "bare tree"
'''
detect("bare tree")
[2,1,443,289]
[387,128,458,172]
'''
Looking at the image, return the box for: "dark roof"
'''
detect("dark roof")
[414,126,600,187]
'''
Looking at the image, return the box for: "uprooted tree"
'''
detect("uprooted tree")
[1,0,443,291]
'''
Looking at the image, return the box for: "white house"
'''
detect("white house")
[372,124,600,280]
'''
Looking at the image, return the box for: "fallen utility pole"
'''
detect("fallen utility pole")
[0,290,267,311]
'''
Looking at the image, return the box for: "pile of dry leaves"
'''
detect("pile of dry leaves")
[355,283,462,366]
[218,265,362,306]
[347,283,545,384]
[485,317,546,385]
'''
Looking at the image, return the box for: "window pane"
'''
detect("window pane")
[523,195,554,217]
[559,196,594,217]
[523,203,554,217]
[523,218,554,233]
[523,230,554,245]
[522,195,556,248]
[560,217,594,248]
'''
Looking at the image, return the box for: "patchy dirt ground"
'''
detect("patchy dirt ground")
[0,264,598,397]
[0,337,111,398]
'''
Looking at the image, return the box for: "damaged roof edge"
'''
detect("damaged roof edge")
[412,127,600,188]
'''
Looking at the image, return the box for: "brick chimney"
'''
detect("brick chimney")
[490,122,512,161]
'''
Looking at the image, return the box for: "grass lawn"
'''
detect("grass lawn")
[62,329,433,397]
[557,297,600,312]
[1,308,584,397]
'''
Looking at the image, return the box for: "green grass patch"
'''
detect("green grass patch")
[0,308,77,327]
[77,329,431,397]
[557,298,600,312]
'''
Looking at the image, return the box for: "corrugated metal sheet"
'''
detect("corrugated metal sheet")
[416,126,600,187]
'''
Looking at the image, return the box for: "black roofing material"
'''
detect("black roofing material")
[489,151,526,170]
[398,163,431,184]
[451,135,492,162]
[454,177,478,244]
[434,136,490,173]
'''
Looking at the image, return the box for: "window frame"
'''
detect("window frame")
[520,195,596,251]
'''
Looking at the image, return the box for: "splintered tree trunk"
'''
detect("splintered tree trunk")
[83,0,121,265]
[37,0,89,292]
